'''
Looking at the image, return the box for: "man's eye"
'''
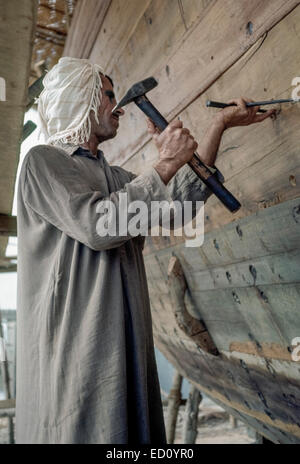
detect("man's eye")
[105,90,115,102]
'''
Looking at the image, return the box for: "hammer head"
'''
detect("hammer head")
[113,77,158,111]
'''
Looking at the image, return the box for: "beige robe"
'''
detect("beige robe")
[16,144,217,443]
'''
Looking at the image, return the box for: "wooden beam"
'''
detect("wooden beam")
[166,371,183,444]
[100,0,299,167]
[89,0,152,72]
[0,215,17,236]
[167,256,219,356]
[63,0,111,58]
[183,384,202,444]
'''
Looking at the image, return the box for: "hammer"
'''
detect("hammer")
[113,77,241,213]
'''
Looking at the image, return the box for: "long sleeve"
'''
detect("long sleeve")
[22,146,173,251]
[167,163,225,204]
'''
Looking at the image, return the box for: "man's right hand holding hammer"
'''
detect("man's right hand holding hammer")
[150,97,275,185]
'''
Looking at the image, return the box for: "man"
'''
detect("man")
[16,57,274,444]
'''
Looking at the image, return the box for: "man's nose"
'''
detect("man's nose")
[116,107,125,116]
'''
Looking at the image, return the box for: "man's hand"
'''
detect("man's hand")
[148,119,198,184]
[216,97,276,130]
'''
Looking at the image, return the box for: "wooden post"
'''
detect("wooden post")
[183,384,202,444]
[166,371,183,444]
[229,415,238,428]
[167,256,219,356]
[0,313,14,444]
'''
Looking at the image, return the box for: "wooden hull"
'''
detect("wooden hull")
[145,197,300,444]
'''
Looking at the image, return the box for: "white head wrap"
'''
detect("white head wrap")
[37,57,104,154]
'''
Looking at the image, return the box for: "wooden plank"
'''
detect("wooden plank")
[89,0,152,73]
[124,5,300,237]
[149,274,300,355]
[144,199,300,354]
[191,284,300,346]
[155,334,300,443]
[143,196,300,265]
[63,0,111,58]
[101,0,299,166]
[0,0,37,215]
[149,249,300,293]
[89,0,217,78]
[167,256,219,355]
[145,196,300,290]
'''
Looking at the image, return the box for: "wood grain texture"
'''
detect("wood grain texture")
[101,0,299,167]
[89,0,152,72]
[167,256,219,355]
[63,0,111,58]
[155,335,300,443]
[124,4,300,237]
[145,197,300,353]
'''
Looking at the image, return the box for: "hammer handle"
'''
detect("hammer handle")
[135,95,241,213]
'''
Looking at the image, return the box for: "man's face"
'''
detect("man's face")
[91,74,124,142]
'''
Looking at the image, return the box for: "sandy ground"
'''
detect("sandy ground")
[0,417,15,445]
[0,397,256,444]
[164,396,256,445]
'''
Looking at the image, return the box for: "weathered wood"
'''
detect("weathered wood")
[146,199,300,364]
[166,371,183,444]
[89,0,217,77]
[183,384,202,444]
[145,197,300,286]
[0,215,17,236]
[124,5,300,237]
[230,415,238,429]
[0,0,37,216]
[148,250,300,295]
[143,190,300,259]
[120,8,300,241]
[167,256,219,355]
[155,333,300,443]
[101,0,299,167]
[63,0,111,58]
[89,0,152,73]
